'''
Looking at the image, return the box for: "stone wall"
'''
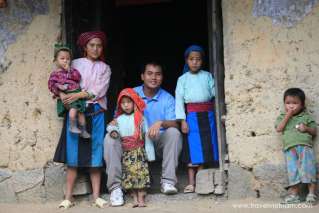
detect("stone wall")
[223,0,319,199]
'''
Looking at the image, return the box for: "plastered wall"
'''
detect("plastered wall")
[223,0,319,197]
[0,1,61,171]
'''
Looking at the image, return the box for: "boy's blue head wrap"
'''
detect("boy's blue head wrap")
[183,45,205,73]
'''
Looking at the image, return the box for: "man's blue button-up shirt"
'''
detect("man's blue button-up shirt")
[134,85,176,129]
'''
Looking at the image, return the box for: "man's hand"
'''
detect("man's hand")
[181,120,189,134]
[148,121,163,139]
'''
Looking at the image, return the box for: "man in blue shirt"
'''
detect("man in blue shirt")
[104,62,182,206]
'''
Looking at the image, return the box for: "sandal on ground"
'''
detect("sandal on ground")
[281,194,300,204]
[93,197,108,208]
[183,184,195,193]
[306,193,317,204]
[58,199,74,209]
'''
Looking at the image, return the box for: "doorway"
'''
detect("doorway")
[64,0,209,102]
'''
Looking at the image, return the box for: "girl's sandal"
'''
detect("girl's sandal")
[93,197,108,208]
[183,184,195,193]
[58,199,75,209]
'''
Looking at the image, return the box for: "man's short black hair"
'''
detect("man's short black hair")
[140,61,164,74]
[283,88,306,106]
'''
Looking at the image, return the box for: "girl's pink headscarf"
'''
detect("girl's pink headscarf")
[77,31,106,61]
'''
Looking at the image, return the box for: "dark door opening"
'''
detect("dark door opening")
[108,0,209,94]
[64,0,209,112]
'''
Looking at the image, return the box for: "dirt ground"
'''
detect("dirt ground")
[0,197,318,213]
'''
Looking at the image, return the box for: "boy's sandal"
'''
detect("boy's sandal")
[93,197,108,208]
[183,184,195,193]
[281,194,300,204]
[58,199,74,209]
[306,193,317,204]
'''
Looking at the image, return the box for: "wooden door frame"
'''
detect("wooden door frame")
[207,0,227,172]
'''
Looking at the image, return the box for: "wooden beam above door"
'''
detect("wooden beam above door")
[116,0,171,7]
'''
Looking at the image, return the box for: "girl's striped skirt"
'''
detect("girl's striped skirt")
[181,102,219,166]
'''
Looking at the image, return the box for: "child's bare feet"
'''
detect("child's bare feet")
[138,203,146,207]
[131,190,138,208]
[132,204,139,208]
[138,190,147,207]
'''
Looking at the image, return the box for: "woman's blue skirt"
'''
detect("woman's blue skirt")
[53,103,107,168]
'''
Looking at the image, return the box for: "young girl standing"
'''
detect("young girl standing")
[175,45,219,193]
[53,31,110,209]
[107,88,153,207]
[275,88,317,204]
[48,46,90,138]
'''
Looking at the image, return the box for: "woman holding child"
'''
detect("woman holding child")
[53,31,111,209]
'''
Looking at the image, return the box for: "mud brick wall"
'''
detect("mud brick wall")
[223,0,319,199]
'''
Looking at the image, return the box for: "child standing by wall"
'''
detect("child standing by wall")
[107,88,154,207]
[275,88,317,204]
[48,45,90,138]
[175,45,219,193]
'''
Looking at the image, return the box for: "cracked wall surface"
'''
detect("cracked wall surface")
[223,0,319,198]
[0,1,61,171]
[253,0,318,27]
[0,0,48,73]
